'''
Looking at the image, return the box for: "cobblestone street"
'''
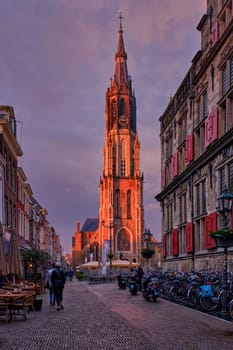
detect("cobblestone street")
[0,280,233,350]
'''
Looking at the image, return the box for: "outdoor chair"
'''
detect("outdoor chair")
[24,292,36,313]
[0,298,10,322]
[9,295,27,320]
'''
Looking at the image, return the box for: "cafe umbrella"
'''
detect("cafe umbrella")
[0,221,8,276]
[8,229,23,283]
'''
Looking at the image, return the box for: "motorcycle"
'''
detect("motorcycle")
[142,275,160,302]
[117,273,127,289]
[129,271,138,295]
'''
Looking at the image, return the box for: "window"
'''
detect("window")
[121,160,126,176]
[115,189,120,218]
[222,64,227,95]
[111,100,117,124]
[230,57,233,87]
[228,161,233,193]
[127,190,131,219]
[197,97,202,124]
[166,202,173,231]
[112,145,116,176]
[179,193,187,224]
[203,92,208,118]
[119,98,124,116]
[219,167,225,194]
[195,180,207,217]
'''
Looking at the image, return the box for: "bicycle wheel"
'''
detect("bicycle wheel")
[170,285,186,301]
[188,287,199,306]
[199,295,218,311]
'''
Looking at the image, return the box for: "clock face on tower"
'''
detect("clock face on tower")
[119,115,128,128]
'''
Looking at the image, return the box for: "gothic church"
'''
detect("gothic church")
[72,16,144,267]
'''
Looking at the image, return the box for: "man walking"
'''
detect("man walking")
[51,262,66,311]
[45,263,55,305]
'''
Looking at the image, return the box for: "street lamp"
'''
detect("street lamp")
[217,185,233,319]
[142,228,154,272]
[143,228,152,248]
[102,220,115,275]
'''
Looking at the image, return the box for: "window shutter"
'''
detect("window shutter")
[172,229,179,256]
[185,134,193,165]
[162,234,166,257]
[205,212,217,249]
[212,21,219,46]
[185,222,193,253]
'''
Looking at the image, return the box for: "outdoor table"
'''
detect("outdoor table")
[0,291,29,321]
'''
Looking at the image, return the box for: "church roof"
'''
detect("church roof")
[81,218,99,232]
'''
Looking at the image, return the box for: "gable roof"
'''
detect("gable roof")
[81,218,99,232]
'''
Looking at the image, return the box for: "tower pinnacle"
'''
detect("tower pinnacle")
[114,10,128,86]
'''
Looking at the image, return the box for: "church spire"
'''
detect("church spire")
[114,11,129,86]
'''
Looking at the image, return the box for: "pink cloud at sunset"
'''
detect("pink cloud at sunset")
[0,0,205,252]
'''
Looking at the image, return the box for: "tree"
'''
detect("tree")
[22,248,49,281]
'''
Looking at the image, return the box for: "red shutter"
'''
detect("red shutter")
[162,167,166,187]
[212,21,219,46]
[185,222,193,253]
[162,234,167,257]
[185,134,193,165]
[205,108,218,148]
[211,107,218,142]
[205,212,217,249]
[172,229,179,256]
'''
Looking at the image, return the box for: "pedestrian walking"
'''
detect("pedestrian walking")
[51,262,66,311]
[45,263,56,305]
[137,265,144,291]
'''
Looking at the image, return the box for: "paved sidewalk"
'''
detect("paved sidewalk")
[0,280,232,350]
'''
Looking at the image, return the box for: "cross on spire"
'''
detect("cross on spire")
[118,10,123,30]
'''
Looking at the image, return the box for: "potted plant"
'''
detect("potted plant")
[209,229,233,248]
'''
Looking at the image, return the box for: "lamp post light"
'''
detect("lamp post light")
[142,228,153,272]
[102,220,115,275]
[143,228,152,248]
[217,185,233,320]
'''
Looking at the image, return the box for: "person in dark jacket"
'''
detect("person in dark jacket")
[51,262,66,310]
[137,265,144,291]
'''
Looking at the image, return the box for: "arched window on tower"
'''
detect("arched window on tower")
[120,140,126,176]
[115,189,120,218]
[112,144,116,176]
[111,99,117,125]
[127,190,131,219]
[119,98,124,116]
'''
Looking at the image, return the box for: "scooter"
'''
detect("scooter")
[129,271,138,295]
[142,275,160,302]
[117,273,127,289]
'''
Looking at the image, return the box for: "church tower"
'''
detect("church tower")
[99,15,144,264]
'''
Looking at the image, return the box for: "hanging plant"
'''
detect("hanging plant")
[209,229,233,240]
[141,248,155,260]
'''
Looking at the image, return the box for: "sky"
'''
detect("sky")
[0,0,206,254]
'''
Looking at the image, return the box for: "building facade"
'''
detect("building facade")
[156,0,233,272]
[99,17,144,264]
